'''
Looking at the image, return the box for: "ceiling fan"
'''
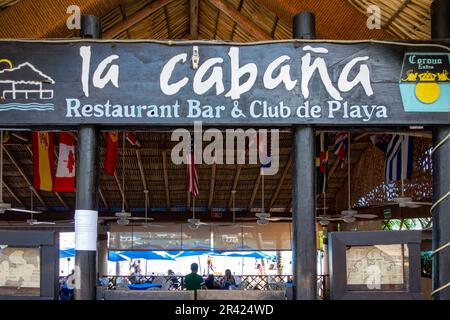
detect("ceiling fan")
[8,186,54,226]
[0,130,42,215]
[215,190,254,229]
[383,179,432,208]
[237,171,292,225]
[317,132,377,226]
[135,189,163,228]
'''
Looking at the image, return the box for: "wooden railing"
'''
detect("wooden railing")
[99,274,329,300]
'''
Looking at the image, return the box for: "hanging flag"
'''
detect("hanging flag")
[384,135,414,181]
[316,133,328,194]
[126,132,141,147]
[2,131,10,143]
[186,138,199,196]
[54,133,76,192]
[370,134,414,181]
[369,134,391,153]
[334,132,349,167]
[257,132,272,174]
[32,131,54,191]
[104,131,119,176]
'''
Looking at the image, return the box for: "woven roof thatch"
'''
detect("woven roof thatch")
[0,0,434,40]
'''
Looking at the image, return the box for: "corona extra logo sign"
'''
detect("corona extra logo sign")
[399,53,450,112]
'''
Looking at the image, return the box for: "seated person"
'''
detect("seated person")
[204,274,220,289]
[184,263,205,291]
[220,269,236,290]
[167,269,180,290]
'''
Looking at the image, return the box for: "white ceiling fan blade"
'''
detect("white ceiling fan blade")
[32,221,56,225]
[408,201,432,206]
[267,217,292,221]
[128,217,155,221]
[138,223,165,228]
[353,214,378,219]
[6,208,43,214]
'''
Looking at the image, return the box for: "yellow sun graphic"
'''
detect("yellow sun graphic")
[415,82,440,104]
[0,58,13,69]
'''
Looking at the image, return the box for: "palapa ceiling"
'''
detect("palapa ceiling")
[0,0,433,40]
[0,1,435,224]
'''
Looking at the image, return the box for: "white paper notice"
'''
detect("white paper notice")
[75,209,98,251]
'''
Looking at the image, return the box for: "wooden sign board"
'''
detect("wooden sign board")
[0,40,449,126]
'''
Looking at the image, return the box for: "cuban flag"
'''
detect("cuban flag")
[334,132,349,167]
[371,134,414,182]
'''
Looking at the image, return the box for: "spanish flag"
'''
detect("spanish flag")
[104,131,119,176]
[32,131,54,191]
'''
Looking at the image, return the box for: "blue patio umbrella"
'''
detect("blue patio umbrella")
[173,251,218,259]
[221,251,275,260]
[108,251,128,262]
[59,248,75,259]
[120,251,174,261]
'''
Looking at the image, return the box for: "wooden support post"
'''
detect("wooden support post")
[74,125,99,300]
[292,125,317,300]
[292,11,317,300]
[75,17,100,301]
[432,125,450,300]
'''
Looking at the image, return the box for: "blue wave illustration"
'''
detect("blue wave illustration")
[0,103,54,111]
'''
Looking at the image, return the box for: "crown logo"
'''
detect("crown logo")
[418,71,437,82]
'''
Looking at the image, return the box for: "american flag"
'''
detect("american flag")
[186,139,199,196]
[334,132,349,167]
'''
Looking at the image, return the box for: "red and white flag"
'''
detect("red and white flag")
[54,132,76,192]
[126,132,141,147]
[186,142,199,196]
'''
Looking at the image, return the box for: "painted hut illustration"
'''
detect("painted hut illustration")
[0,62,55,100]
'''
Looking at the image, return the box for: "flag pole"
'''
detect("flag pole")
[347,131,351,210]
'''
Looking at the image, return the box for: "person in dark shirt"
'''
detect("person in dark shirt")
[204,274,220,289]
[184,263,205,290]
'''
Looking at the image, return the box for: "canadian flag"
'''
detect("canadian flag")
[54,133,76,192]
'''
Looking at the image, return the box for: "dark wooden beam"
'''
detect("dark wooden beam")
[3,180,25,208]
[103,0,176,38]
[2,146,47,210]
[207,0,272,40]
[114,171,129,210]
[161,150,171,211]
[190,0,199,40]
[269,154,292,209]
[247,174,261,211]
[135,148,148,191]
[208,163,217,210]
[98,186,109,210]
[227,164,242,209]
